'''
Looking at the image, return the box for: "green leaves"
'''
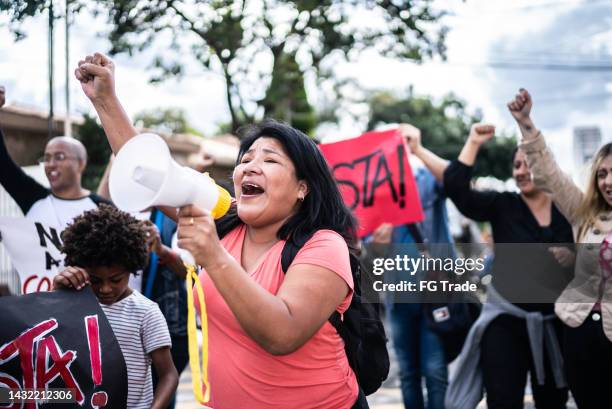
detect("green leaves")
[75,114,112,191]
[6,0,447,134]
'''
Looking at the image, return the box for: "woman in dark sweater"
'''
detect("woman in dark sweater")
[408,123,574,409]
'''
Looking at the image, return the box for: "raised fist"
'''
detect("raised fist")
[74,52,116,103]
[468,123,495,146]
[507,88,533,123]
[399,123,422,155]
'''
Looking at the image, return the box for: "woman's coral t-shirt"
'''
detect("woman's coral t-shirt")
[195,224,358,409]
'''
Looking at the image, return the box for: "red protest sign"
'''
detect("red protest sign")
[320,129,424,237]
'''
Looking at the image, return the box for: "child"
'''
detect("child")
[53,204,179,409]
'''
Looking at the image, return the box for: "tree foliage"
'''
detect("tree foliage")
[2,0,447,133]
[75,113,112,191]
[261,52,316,135]
[368,91,517,180]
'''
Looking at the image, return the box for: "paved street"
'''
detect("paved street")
[175,321,576,409]
[175,363,576,409]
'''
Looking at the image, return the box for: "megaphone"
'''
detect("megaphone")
[109,133,231,219]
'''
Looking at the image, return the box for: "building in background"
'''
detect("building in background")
[573,126,602,167]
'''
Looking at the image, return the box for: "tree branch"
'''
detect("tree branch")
[221,63,239,131]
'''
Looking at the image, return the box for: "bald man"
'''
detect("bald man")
[0,86,110,228]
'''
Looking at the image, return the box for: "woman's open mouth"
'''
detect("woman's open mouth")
[241,182,265,197]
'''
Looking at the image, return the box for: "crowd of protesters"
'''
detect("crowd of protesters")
[0,50,610,409]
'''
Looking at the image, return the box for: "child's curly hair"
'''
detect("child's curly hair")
[61,204,148,272]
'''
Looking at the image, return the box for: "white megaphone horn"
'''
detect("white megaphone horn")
[109,133,232,265]
[109,133,232,218]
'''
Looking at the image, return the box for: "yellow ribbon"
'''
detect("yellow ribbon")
[186,264,211,404]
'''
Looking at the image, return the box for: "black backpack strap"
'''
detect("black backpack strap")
[280,231,316,273]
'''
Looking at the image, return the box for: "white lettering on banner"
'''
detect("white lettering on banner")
[0,217,65,294]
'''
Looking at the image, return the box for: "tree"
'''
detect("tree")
[261,52,316,135]
[2,1,448,133]
[134,107,203,135]
[75,113,112,191]
[367,91,517,180]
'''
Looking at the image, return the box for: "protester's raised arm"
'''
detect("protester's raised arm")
[457,124,495,167]
[400,124,449,182]
[443,124,500,222]
[509,89,583,223]
[75,53,137,153]
[95,154,114,200]
[507,88,539,141]
[0,87,49,213]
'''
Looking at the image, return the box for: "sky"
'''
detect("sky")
[1,0,611,178]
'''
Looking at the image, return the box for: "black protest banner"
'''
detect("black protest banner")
[0,287,127,408]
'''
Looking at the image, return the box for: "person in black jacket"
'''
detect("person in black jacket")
[0,86,110,229]
[408,123,574,409]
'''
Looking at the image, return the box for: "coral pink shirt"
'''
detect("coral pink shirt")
[195,224,358,409]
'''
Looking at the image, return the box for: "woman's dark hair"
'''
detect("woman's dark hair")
[61,204,149,272]
[218,119,357,248]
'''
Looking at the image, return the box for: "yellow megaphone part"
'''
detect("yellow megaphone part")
[186,265,211,404]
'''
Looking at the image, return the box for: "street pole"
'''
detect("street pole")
[48,0,55,140]
[64,0,71,137]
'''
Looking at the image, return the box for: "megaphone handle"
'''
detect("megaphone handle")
[186,264,211,404]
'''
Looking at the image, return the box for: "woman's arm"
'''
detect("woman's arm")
[95,154,114,200]
[507,88,539,142]
[458,123,495,167]
[443,124,500,222]
[400,124,449,182]
[75,53,137,153]
[508,89,583,223]
[177,206,350,356]
[149,347,179,409]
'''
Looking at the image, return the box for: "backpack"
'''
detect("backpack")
[216,218,390,396]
